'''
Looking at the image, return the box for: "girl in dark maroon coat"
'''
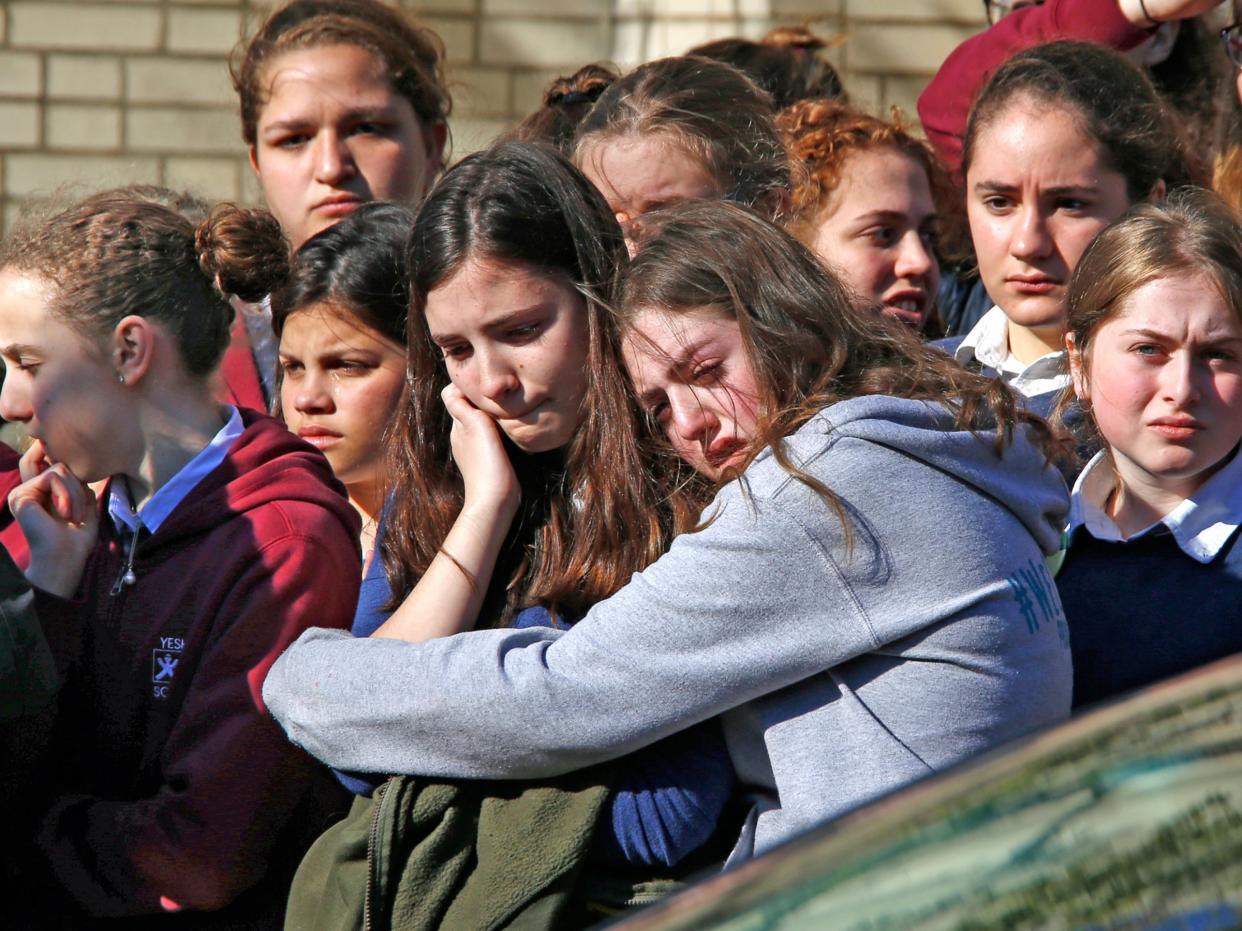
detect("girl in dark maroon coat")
[0,191,361,928]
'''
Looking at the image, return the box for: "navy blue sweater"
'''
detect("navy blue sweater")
[342,547,736,869]
[1057,526,1242,709]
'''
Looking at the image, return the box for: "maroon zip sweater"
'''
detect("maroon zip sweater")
[27,411,361,926]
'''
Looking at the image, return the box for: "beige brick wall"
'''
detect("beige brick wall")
[0,0,986,232]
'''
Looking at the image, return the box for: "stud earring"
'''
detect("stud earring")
[117,373,126,385]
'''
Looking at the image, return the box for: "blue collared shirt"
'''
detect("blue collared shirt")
[108,406,245,536]
[1068,445,1242,564]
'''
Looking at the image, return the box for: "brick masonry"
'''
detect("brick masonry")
[0,0,986,233]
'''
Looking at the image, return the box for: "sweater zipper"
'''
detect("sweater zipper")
[110,525,141,596]
[110,476,141,596]
[363,780,391,931]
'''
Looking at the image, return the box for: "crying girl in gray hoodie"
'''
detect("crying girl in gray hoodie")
[265,200,1072,865]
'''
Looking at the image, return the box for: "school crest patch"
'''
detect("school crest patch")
[151,636,185,700]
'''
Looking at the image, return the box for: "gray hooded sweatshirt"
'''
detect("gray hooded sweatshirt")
[265,395,1073,862]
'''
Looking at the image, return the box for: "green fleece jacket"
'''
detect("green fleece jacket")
[287,770,617,930]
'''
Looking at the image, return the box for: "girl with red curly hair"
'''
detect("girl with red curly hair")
[779,99,955,334]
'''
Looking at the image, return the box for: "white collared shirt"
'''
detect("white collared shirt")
[955,306,1070,399]
[109,406,245,536]
[1068,447,1242,564]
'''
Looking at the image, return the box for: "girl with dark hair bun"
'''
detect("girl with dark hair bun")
[505,62,619,153]
[0,191,360,925]
[688,25,846,110]
[942,40,1183,414]
[272,201,412,565]
[267,142,737,890]
[266,198,1073,868]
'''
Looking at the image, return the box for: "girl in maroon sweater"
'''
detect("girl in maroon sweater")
[0,192,361,927]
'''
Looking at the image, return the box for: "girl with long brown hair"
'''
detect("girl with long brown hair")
[271,141,737,872]
[267,198,1073,864]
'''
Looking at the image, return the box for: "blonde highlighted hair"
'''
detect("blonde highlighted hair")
[574,56,790,219]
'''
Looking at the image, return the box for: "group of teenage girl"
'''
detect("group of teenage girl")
[0,0,1240,925]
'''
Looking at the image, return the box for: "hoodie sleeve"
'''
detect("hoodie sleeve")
[264,479,884,781]
[36,520,358,918]
[917,0,1151,178]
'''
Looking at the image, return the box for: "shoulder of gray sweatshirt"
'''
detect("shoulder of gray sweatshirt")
[264,395,1073,862]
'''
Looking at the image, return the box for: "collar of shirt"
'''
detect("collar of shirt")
[954,305,1070,397]
[1068,446,1242,563]
[108,406,244,536]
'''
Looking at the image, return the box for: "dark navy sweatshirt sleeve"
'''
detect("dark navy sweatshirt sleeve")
[513,605,736,868]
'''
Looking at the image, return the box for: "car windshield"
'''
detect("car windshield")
[612,655,1242,931]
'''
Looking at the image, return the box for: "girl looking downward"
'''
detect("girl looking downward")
[295,142,737,878]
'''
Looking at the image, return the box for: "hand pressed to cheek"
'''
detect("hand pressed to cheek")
[425,257,591,455]
[441,383,520,519]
